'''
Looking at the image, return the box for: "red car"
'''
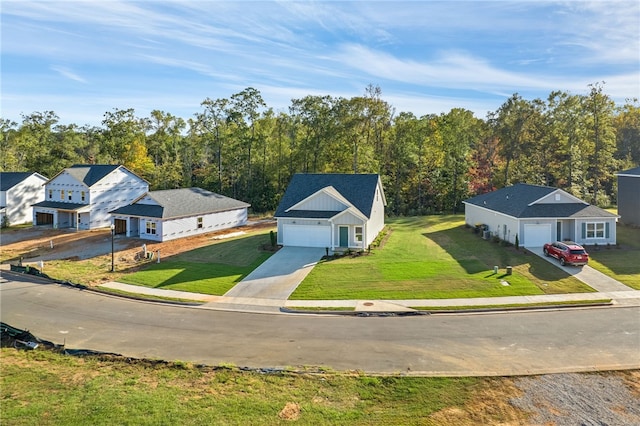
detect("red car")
[543,241,589,266]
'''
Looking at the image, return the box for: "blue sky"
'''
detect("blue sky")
[2,1,639,126]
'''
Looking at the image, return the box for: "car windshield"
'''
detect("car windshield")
[570,249,586,255]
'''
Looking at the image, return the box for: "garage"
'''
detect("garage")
[36,212,54,226]
[523,224,552,247]
[283,224,331,247]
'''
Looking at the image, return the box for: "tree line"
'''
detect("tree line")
[2,83,638,214]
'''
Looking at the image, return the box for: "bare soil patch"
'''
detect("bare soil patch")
[1,220,276,265]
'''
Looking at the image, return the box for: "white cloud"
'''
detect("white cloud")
[50,66,87,83]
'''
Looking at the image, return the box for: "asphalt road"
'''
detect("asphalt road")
[1,273,639,376]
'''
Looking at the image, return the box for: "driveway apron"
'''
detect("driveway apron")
[532,247,634,292]
[222,246,325,299]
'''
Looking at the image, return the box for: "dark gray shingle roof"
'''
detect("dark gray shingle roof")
[110,188,250,219]
[32,200,87,211]
[463,183,616,219]
[67,165,121,187]
[274,174,382,219]
[1,172,44,191]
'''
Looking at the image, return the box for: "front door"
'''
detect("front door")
[556,221,562,241]
[339,226,348,247]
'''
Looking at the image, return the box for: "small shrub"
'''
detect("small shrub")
[269,230,276,247]
[515,233,520,251]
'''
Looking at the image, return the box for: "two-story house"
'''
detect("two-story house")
[0,172,48,226]
[33,165,148,230]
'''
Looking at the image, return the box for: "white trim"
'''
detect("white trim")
[286,186,352,212]
[331,206,368,222]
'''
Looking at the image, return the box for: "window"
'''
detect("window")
[81,191,85,202]
[48,189,53,199]
[146,222,156,235]
[586,222,605,238]
[355,226,363,242]
[68,190,72,201]
[197,217,203,229]
[60,190,64,200]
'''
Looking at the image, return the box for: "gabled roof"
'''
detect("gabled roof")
[274,173,384,219]
[617,166,640,177]
[110,187,250,219]
[463,183,617,219]
[46,164,146,188]
[1,172,47,191]
[66,164,121,187]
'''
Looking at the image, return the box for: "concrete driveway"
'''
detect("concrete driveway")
[222,246,325,299]
[531,247,634,292]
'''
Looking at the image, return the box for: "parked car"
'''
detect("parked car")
[543,241,589,266]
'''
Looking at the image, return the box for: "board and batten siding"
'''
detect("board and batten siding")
[295,191,347,211]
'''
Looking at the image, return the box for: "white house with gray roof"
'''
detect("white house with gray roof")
[274,173,386,249]
[617,166,640,226]
[463,183,618,248]
[1,171,48,226]
[32,164,148,230]
[109,187,250,242]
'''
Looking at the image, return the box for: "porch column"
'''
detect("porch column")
[363,222,367,249]
[330,220,335,252]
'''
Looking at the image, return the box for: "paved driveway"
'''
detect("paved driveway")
[531,247,634,292]
[222,246,325,299]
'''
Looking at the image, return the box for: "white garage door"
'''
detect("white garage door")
[283,224,331,247]
[524,224,552,247]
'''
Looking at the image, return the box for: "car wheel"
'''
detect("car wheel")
[560,257,566,266]
[543,248,549,256]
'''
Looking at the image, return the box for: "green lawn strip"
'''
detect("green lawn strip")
[119,232,274,295]
[1,348,492,425]
[410,299,613,311]
[94,286,205,304]
[288,299,611,313]
[584,223,640,289]
[292,215,592,300]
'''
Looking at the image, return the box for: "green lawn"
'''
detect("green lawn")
[1,348,528,426]
[291,216,593,300]
[120,232,275,295]
[586,223,640,289]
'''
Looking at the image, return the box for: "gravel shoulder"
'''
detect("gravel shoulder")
[511,371,640,425]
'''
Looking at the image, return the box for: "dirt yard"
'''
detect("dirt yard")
[0,219,276,265]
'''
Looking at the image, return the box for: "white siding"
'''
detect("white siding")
[464,204,519,243]
[87,168,148,229]
[41,166,148,230]
[132,208,248,242]
[5,174,47,225]
[365,183,386,246]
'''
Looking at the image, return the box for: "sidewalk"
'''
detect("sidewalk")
[99,281,640,313]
